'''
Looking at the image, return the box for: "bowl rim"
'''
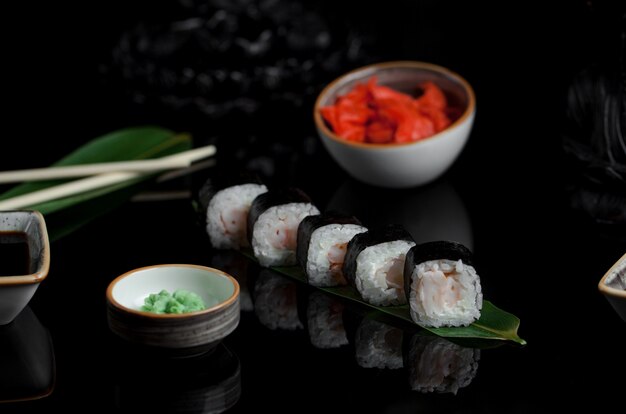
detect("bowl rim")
[598,252,626,299]
[313,60,476,149]
[0,210,50,286]
[106,264,240,319]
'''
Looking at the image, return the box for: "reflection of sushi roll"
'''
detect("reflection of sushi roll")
[297,212,367,287]
[254,270,303,330]
[209,251,254,312]
[343,225,415,306]
[248,189,320,267]
[404,241,482,327]
[408,335,480,394]
[355,318,403,369]
[306,292,348,349]
[200,176,268,250]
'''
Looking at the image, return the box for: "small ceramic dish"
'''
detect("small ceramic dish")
[0,210,50,325]
[106,264,240,352]
[314,61,475,188]
[598,253,626,322]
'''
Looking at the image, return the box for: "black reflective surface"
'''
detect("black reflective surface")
[0,308,55,403]
[2,1,626,413]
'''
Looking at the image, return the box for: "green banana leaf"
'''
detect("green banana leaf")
[0,126,191,237]
[241,250,526,345]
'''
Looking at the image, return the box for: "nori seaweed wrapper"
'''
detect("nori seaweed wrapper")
[342,224,413,286]
[306,291,349,349]
[403,241,474,301]
[246,188,313,244]
[209,250,255,312]
[296,211,363,274]
[253,269,303,331]
[197,172,265,215]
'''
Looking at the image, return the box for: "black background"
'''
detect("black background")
[1,1,625,413]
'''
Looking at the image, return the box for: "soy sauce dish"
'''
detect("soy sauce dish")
[0,210,50,326]
[106,264,240,352]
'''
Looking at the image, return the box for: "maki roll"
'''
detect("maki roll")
[296,212,367,287]
[408,335,480,394]
[200,175,268,250]
[248,188,320,267]
[343,225,415,306]
[404,241,482,328]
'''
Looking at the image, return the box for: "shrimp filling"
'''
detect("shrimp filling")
[305,223,367,287]
[409,259,482,328]
[206,184,267,249]
[252,202,320,267]
[355,240,415,306]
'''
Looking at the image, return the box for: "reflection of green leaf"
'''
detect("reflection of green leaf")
[44,181,147,242]
[0,126,191,238]
[242,250,526,345]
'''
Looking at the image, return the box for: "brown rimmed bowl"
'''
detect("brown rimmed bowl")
[598,253,626,323]
[0,210,50,326]
[106,264,240,353]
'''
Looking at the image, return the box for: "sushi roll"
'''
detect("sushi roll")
[200,175,268,250]
[306,292,348,349]
[354,318,403,369]
[248,188,320,267]
[296,212,367,287]
[408,335,480,394]
[343,225,415,306]
[404,241,483,328]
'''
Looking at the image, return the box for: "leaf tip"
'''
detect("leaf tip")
[515,337,528,346]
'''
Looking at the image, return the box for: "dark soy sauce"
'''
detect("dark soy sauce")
[0,232,31,276]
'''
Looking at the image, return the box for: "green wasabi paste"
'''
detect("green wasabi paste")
[141,289,206,314]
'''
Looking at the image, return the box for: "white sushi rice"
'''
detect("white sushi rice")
[254,271,303,330]
[307,292,348,349]
[355,318,403,369]
[252,202,320,267]
[355,240,415,306]
[409,259,482,328]
[409,336,480,394]
[306,223,367,287]
[206,184,268,249]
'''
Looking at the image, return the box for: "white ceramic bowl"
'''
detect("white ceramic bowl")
[0,211,50,326]
[314,61,476,188]
[598,253,626,323]
[107,264,240,351]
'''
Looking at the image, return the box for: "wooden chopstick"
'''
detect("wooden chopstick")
[0,172,142,210]
[0,145,216,184]
[0,145,216,210]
